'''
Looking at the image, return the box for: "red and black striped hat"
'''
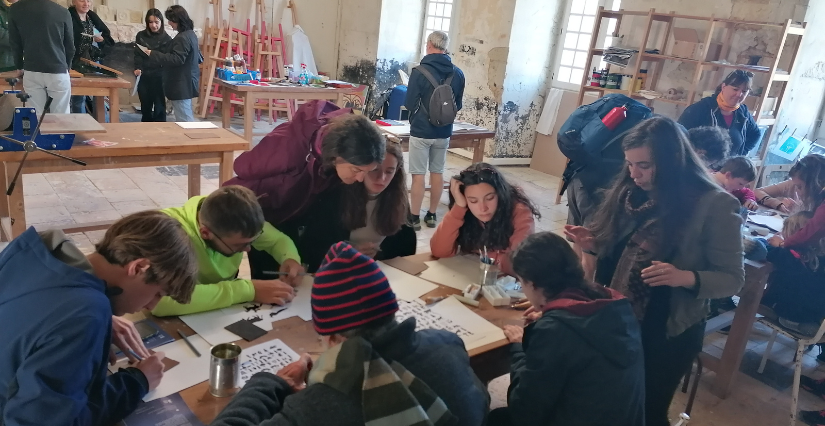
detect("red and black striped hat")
[311,242,398,335]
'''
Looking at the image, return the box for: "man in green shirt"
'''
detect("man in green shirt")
[152,185,303,316]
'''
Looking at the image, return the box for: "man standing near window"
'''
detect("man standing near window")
[405,30,465,230]
[7,0,75,114]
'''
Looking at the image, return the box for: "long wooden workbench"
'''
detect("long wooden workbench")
[0,122,248,241]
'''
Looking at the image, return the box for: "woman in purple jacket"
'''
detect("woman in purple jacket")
[225,100,386,226]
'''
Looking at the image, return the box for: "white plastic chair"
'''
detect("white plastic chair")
[756,316,825,426]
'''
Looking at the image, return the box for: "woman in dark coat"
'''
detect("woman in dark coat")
[133,9,171,122]
[68,0,114,114]
[678,70,762,157]
[145,5,199,122]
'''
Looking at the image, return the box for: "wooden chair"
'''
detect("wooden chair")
[755,315,825,426]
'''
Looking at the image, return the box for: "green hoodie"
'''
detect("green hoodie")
[152,196,301,316]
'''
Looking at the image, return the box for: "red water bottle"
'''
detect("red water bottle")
[602,105,628,131]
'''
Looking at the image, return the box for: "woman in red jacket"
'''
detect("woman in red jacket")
[430,163,540,276]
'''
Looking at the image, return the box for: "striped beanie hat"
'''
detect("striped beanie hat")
[311,242,398,335]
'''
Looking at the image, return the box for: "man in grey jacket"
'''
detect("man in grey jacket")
[8,0,75,114]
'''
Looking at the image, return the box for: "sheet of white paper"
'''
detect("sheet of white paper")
[143,335,212,401]
[380,124,412,136]
[429,297,506,350]
[418,255,481,291]
[180,276,313,346]
[238,339,300,387]
[175,121,218,129]
[748,214,785,232]
[395,298,504,351]
[131,74,140,96]
[377,261,438,301]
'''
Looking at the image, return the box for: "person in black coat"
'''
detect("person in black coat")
[490,232,646,426]
[134,9,171,122]
[678,70,762,157]
[145,5,200,122]
[248,142,416,275]
[68,0,114,114]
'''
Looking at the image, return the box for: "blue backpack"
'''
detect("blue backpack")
[558,94,652,194]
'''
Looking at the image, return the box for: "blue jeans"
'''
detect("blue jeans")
[171,98,195,122]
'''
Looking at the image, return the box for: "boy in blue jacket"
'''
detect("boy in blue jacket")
[0,211,198,425]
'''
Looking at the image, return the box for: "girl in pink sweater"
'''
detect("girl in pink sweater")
[767,154,825,249]
[430,163,540,276]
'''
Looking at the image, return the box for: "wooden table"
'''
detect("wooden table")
[145,253,521,424]
[0,73,131,123]
[699,259,772,398]
[379,123,494,165]
[0,122,248,241]
[218,80,358,142]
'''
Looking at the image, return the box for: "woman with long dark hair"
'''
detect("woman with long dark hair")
[249,142,414,274]
[430,163,540,276]
[489,232,645,426]
[145,5,199,122]
[134,9,171,122]
[763,154,825,249]
[565,116,744,426]
[679,70,762,157]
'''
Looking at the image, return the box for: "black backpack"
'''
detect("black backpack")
[558,94,652,195]
[415,66,457,127]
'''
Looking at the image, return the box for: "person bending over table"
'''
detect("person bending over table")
[489,232,645,426]
[0,211,198,425]
[565,116,744,426]
[679,70,762,157]
[210,242,490,426]
[249,142,415,274]
[144,5,199,122]
[430,162,540,277]
[227,102,386,273]
[711,156,758,211]
[759,154,825,251]
[151,186,304,317]
[687,125,731,168]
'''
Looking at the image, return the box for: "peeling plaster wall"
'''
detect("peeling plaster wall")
[452,0,517,156]
[373,0,425,111]
[766,0,825,164]
[618,0,807,119]
[494,0,564,158]
[336,0,382,87]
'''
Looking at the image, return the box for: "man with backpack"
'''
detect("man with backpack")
[404,30,465,230]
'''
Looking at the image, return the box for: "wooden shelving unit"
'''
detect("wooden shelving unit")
[555,8,806,202]
[575,7,805,180]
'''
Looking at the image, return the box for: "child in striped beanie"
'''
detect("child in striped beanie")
[210,242,490,426]
[311,241,399,335]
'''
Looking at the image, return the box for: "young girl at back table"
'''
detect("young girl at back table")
[430,163,540,276]
[764,154,825,250]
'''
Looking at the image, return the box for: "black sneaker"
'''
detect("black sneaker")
[800,409,825,425]
[424,212,437,228]
[410,215,421,231]
[801,375,825,399]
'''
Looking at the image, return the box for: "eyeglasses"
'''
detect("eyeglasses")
[209,227,264,254]
[726,69,754,80]
[459,167,497,177]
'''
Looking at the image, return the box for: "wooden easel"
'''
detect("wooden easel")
[199,1,245,118]
[250,0,293,122]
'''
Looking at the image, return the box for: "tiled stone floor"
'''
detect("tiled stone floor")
[8,110,823,425]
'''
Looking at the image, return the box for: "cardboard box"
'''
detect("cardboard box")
[668,28,721,61]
